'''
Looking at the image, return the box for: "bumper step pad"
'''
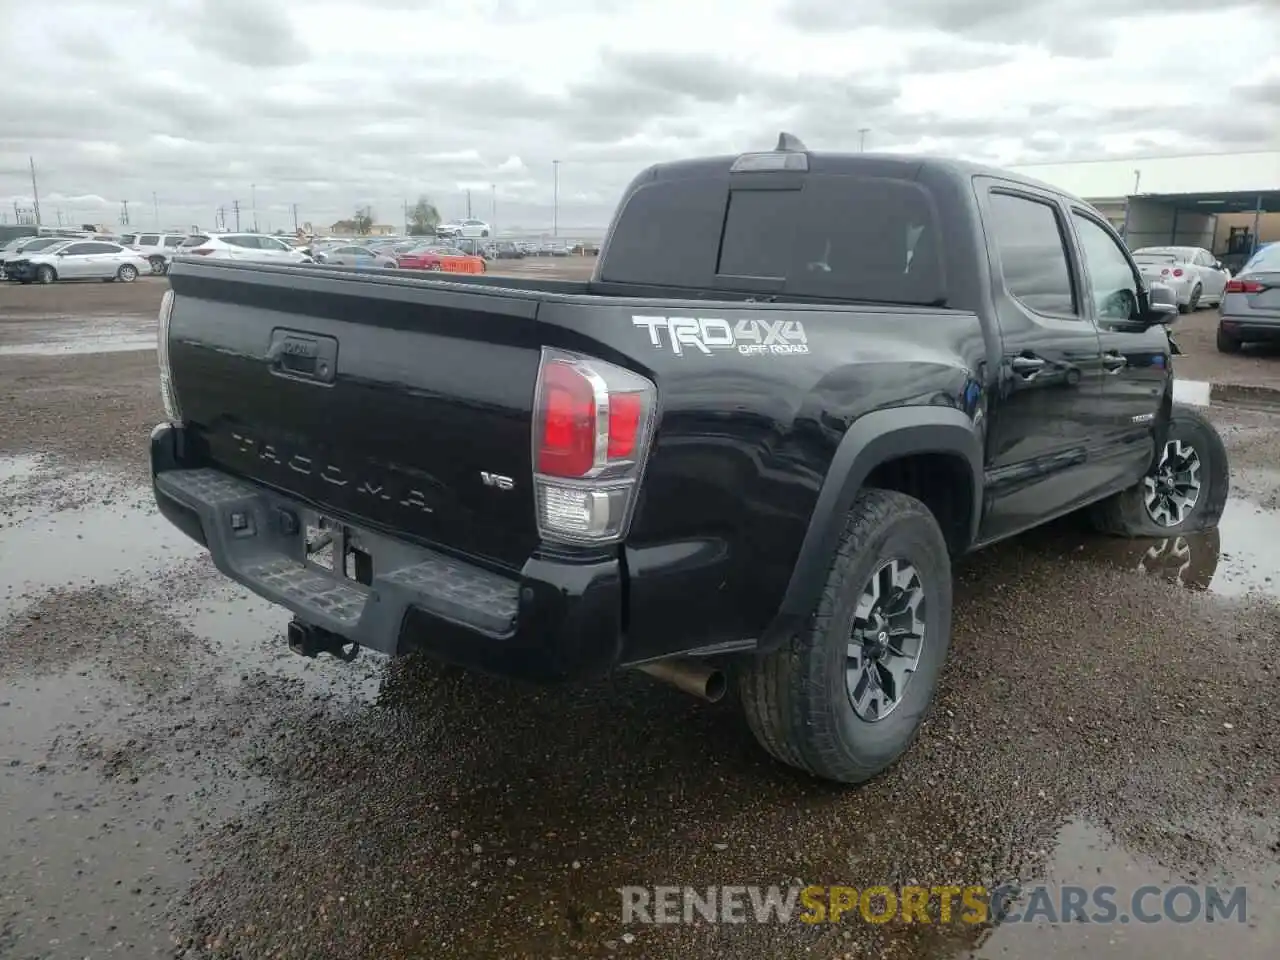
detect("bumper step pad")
[155,468,520,655]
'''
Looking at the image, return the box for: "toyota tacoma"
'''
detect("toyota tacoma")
[150,135,1229,784]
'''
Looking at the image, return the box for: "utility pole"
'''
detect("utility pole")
[232,199,241,231]
[858,128,870,152]
[119,200,130,225]
[292,202,299,233]
[56,208,63,226]
[29,156,42,227]
[465,188,472,219]
[251,184,257,232]
[491,183,497,234]
[552,159,560,237]
[153,191,159,227]
[216,206,225,231]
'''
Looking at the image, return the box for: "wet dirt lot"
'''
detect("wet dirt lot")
[2,277,1280,959]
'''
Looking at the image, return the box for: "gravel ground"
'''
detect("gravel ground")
[2,282,1279,960]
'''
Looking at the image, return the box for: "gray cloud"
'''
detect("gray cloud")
[783,0,1265,59]
[165,0,309,68]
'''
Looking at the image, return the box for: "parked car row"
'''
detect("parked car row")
[0,235,150,284]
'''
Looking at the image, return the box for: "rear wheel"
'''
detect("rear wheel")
[1216,324,1241,353]
[1188,284,1202,311]
[738,489,952,784]
[116,263,138,283]
[1089,405,1229,537]
[148,255,167,275]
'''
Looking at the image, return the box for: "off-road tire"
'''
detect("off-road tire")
[1216,324,1241,353]
[1089,404,1229,537]
[738,488,953,784]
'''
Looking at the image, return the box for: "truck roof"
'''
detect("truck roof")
[641,150,1077,202]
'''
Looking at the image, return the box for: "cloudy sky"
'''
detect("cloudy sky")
[1,0,1277,236]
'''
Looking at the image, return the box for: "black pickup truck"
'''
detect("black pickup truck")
[151,135,1229,784]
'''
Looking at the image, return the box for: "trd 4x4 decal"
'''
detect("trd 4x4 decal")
[632,315,809,356]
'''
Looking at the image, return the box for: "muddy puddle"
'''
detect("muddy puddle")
[0,313,155,357]
[1009,494,1280,599]
[1,665,267,959]
[972,818,1279,959]
[0,494,205,621]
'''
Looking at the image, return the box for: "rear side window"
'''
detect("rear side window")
[164,236,183,247]
[139,234,159,246]
[987,192,1077,316]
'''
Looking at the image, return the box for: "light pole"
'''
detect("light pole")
[552,159,560,237]
[858,128,870,152]
[251,183,257,232]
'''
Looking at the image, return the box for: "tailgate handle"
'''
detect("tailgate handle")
[268,329,338,385]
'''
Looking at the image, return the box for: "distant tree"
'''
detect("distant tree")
[408,195,441,236]
[353,206,374,235]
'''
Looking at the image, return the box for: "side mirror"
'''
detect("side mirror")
[1142,281,1178,324]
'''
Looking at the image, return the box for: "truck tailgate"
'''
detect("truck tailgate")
[166,263,549,571]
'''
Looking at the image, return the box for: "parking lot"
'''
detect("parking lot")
[2,268,1279,959]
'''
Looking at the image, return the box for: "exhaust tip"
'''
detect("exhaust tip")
[637,658,727,703]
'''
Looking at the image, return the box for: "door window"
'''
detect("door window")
[1072,213,1141,321]
[60,242,94,256]
[987,192,1077,317]
[138,234,160,246]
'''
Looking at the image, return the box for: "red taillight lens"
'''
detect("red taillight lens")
[1226,278,1263,293]
[1171,268,1184,277]
[607,393,643,458]
[537,361,598,477]
[532,349,657,544]
[1160,268,1169,275]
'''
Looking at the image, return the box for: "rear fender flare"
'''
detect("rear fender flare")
[762,405,983,649]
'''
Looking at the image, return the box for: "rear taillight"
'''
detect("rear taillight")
[532,348,657,545]
[1171,268,1184,278]
[157,288,180,421]
[1225,278,1263,293]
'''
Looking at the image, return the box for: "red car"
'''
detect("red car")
[396,245,486,274]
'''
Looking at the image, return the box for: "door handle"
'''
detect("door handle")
[1010,355,1046,378]
[1102,352,1128,372]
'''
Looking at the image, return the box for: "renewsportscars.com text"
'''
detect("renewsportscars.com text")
[619,884,1248,925]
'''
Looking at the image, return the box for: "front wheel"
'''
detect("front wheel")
[116,263,138,283]
[36,265,55,284]
[1089,405,1229,537]
[738,489,952,784]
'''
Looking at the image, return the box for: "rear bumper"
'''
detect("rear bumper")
[150,423,624,682]
[1219,314,1280,342]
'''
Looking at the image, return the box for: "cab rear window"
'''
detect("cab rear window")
[602,172,945,306]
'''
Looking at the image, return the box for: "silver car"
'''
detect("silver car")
[1131,246,1231,313]
[314,243,398,269]
[1217,243,1280,354]
[4,239,150,284]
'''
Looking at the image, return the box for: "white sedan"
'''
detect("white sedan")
[1131,246,1232,312]
[3,239,150,284]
